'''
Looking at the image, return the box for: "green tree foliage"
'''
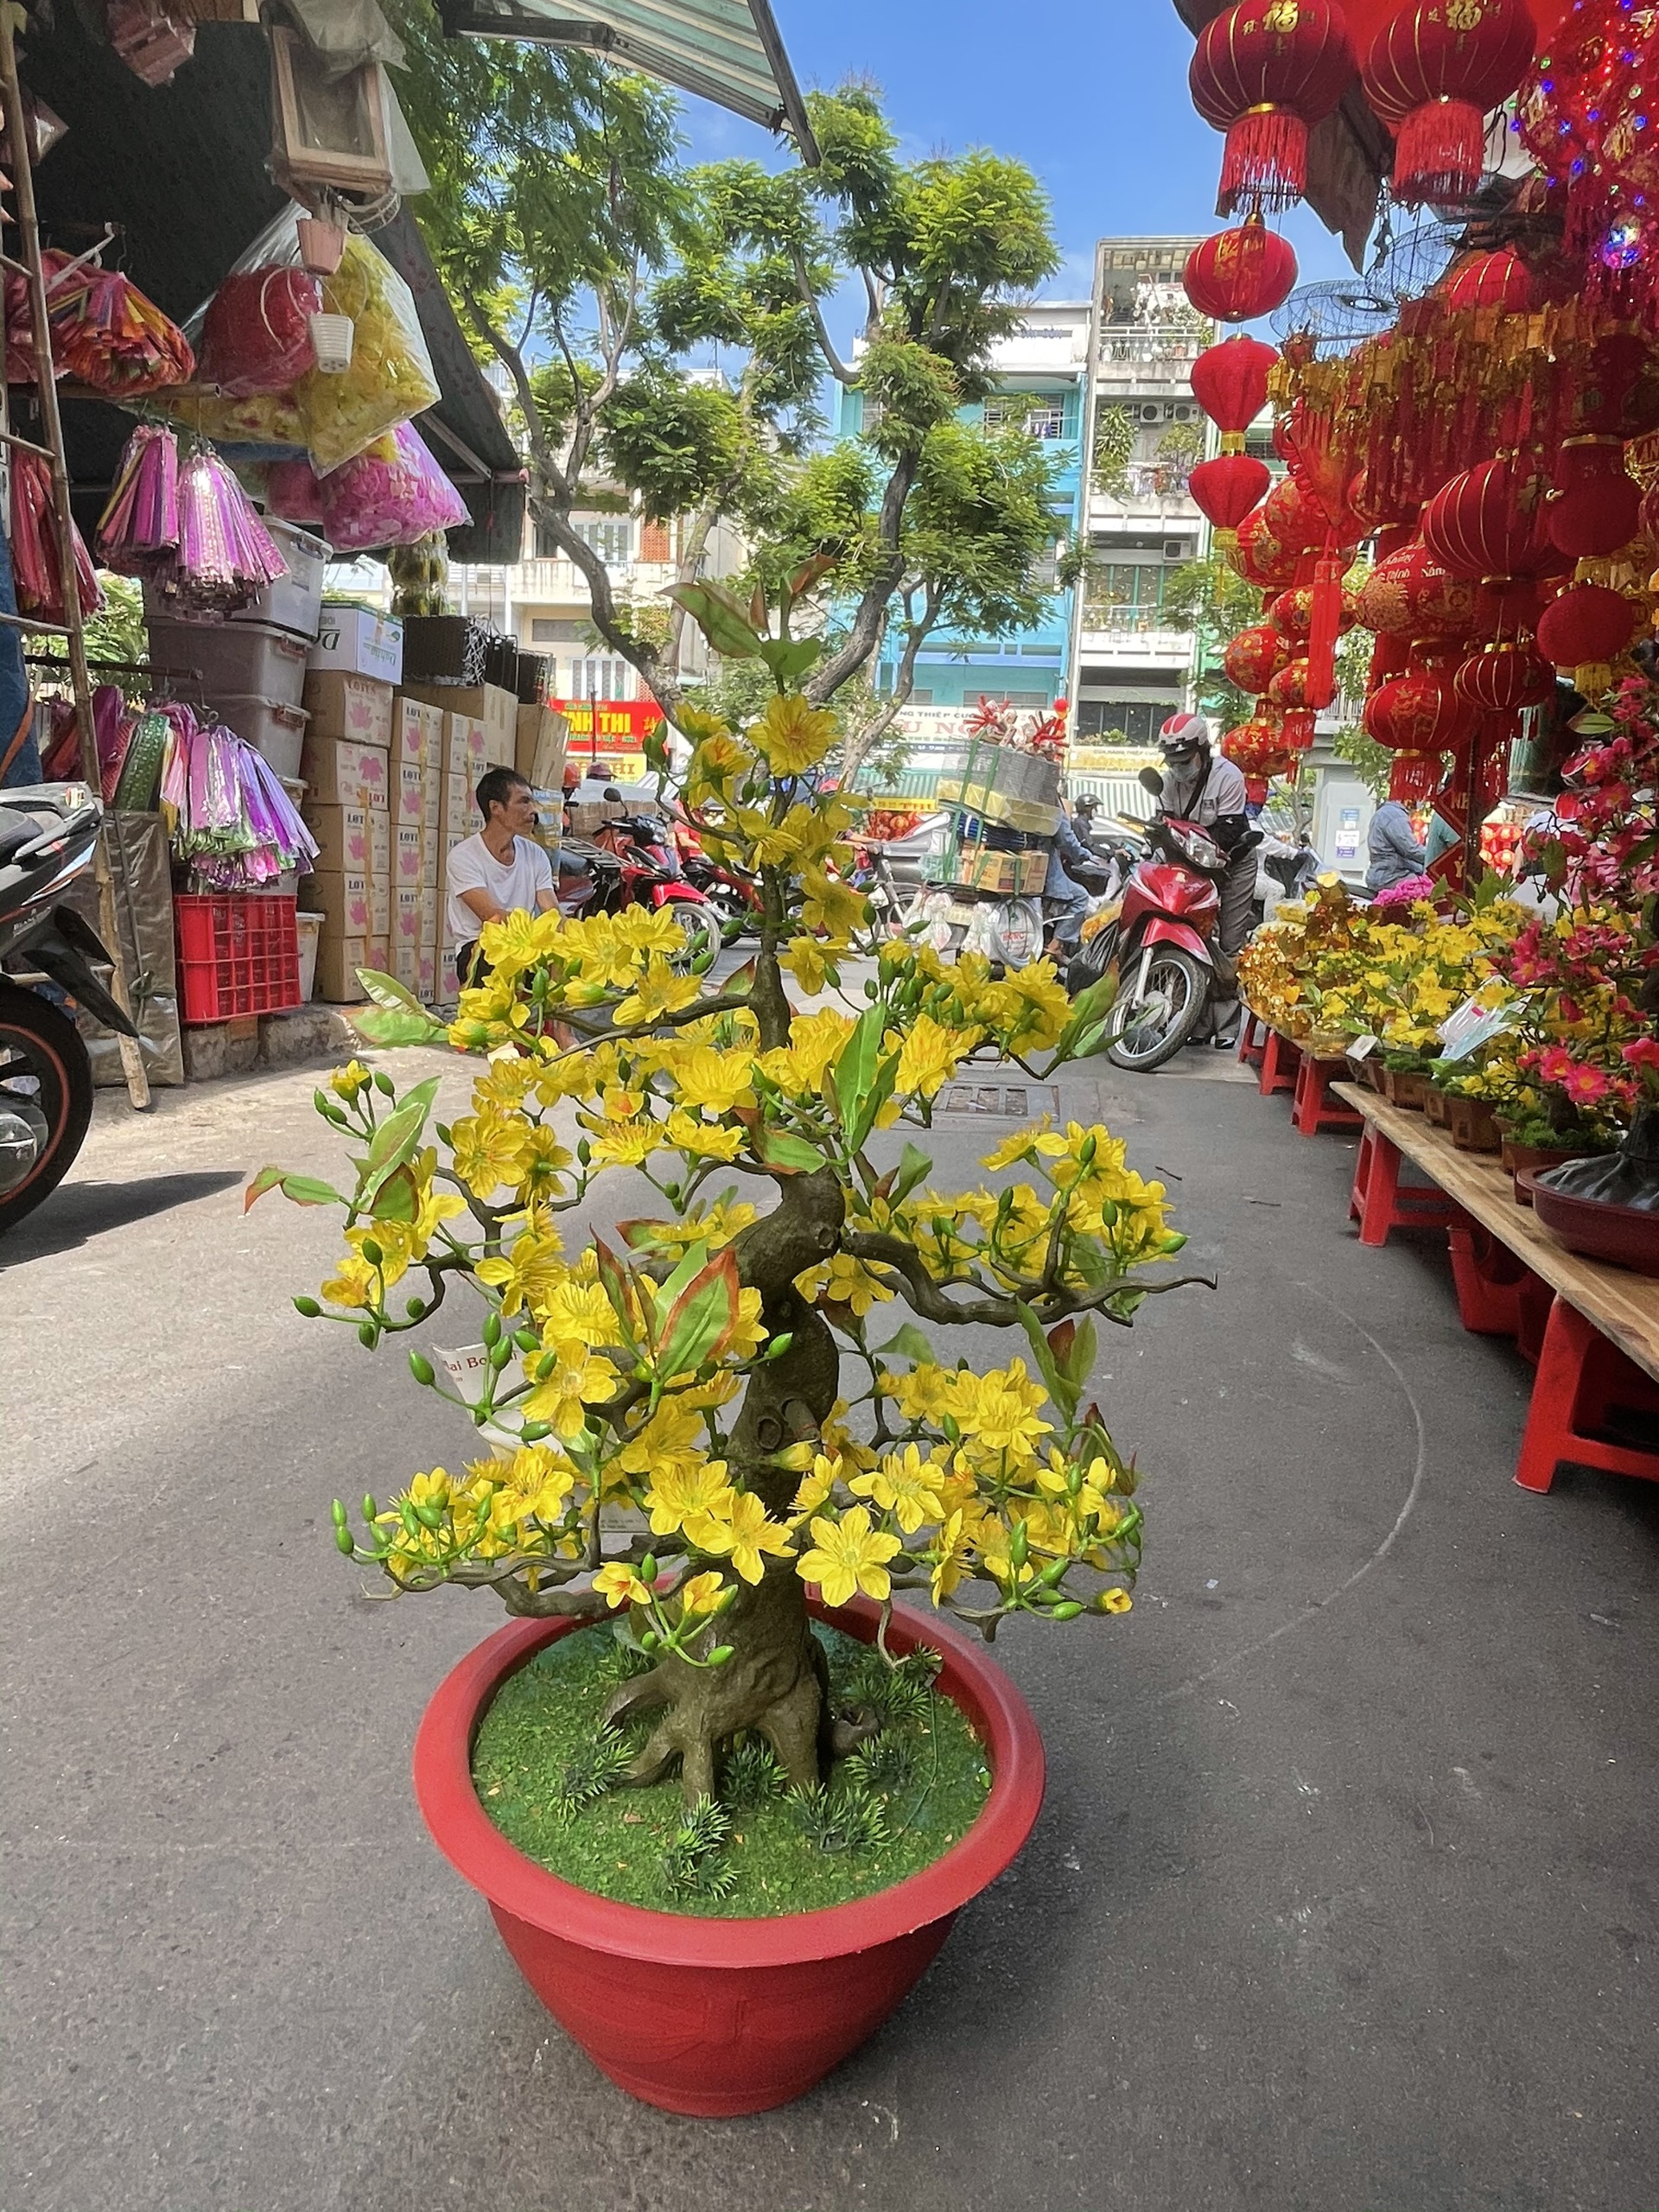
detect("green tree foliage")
[388,10,1060,739]
[1164,554,1262,729]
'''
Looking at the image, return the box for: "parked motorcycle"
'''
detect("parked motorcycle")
[1064,769,1229,1071]
[580,794,724,969]
[0,782,137,1232]
[673,816,763,938]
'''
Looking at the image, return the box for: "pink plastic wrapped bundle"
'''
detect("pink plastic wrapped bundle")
[9,452,102,620]
[198,268,322,397]
[96,423,181,575]
[162,704,318,887]
[318,422,467,551]
[145,445,289,617]
[264,457,326,525]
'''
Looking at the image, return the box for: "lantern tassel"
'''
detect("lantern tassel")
[1304,546,1344,709]
[1392,97,1486,208]
[1219,108,1310,215]
[1388,750,1444,805]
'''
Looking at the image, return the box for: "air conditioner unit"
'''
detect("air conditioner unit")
[1173,404,1196,422]
[1163,539,1188,561]
[1140,404,1161,423]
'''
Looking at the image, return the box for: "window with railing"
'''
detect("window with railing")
[1084,563,1172,631]
[572,657,632,700]
[1075,699,1179,743]
[983,395,1070,439]
[531,618,588,644]
[571,518,633,565]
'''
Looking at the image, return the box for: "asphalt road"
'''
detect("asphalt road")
[2,1030,1655,2212]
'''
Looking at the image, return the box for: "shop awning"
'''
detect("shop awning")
[1168,0,1392,270]
[435,0,818,156]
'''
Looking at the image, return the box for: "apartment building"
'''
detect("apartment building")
[837,303,1088,734]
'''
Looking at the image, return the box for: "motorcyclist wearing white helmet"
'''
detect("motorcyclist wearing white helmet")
[1157,711,1259,1045]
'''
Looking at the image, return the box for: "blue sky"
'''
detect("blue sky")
[679,0,1363,342]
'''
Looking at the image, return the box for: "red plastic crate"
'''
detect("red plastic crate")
[175,893,302,1025]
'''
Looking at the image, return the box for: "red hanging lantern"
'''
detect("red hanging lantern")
[1535,582,1639,698]
[1268,655,1334,739]
[1548,438,1642,559]
[1230,504,1303,588]
[1189,453,1272,550]
[1364,670,1479,802]
[1421,453,1554,627]
[1223,708,1300,798]
[1224,623,1294,692]
[1263,470,1329,554]
[1436,246,1535,314]
[1452,639,1556,712]
[1183,216,1300,322]
[1362,0,1537,207]
[1355,539,1484,644]
[1191,335,1279,453]
[1190,0,1357,214]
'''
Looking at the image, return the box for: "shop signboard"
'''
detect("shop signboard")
[553,697,662,784]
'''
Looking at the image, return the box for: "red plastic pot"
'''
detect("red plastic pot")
[412,1594,1046,2116]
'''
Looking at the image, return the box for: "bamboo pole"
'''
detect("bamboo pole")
[0,2,149,1107]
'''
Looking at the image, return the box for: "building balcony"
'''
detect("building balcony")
[505,555,683,608]
[1077,623,1195,666]
[1094,327,1205,380]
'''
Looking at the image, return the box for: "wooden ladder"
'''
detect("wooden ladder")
[0,6,149,1109]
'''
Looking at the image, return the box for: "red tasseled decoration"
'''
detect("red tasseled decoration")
[1219,109,1310,215]
[1388,750,1443,804]
[1393,95,1487,207]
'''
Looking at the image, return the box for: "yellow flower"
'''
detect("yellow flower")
[893,1012,975,1101]
[696,1489,794,1583]
[796,1249,896,1316]
[536,1278,620,1348]
[664,1109,745,1161]
[753,691,838,775]
[796,1505,903,1606]
[852,1442,947,1534]
[677,1569,727,1616]
[451,1110,527,1198]
[474,1224,567,1317]
[780,938,832,994]
[587,1112,664,1169]
[594,1561,652,1609]
[329,1058,372,1101]
[961,1360,1052,1455]
[980,1116,1052,1172]
[929,1508,970,1604]
[615,955,702,1028]
[643,1460,736,1544]
[788,1453,842,1522]
[800,868,868,940]
[1097,1586,1132,1615]
[521,1344,617,1439]
[670,1046,756,1115]
[320,1252,379,1310]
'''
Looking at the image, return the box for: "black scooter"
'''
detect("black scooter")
[0,784,137,1232]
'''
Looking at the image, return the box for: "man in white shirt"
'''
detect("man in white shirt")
[445,767,556,988]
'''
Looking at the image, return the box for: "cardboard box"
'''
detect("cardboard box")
[301,734,388,809]
[391,693,443,770]
[953,845,1049,896]
[315,930,391,1003]
[310,604,404,685]
[310,869,372,936]
[303,803,389,880]
[302,670,394,750]
[441,772,474,841]
[394,825,424,888]
[391,888,423,982]
[417,946,438,1003]
[516,702,568,788]
[420,885,441,944]
[392,759,425,829]
[405,683,516,764]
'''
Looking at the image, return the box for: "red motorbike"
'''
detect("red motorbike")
[559,793,724,969]
[672,817,763,937]
[1065,772,1228,1071]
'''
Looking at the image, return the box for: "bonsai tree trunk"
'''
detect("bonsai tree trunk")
[605,1157,849,1803]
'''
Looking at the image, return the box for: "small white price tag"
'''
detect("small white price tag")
[1349,1033,1380,1059]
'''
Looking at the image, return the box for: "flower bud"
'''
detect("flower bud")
[409,1351,435,1386]
[334,1523,355,1555]
[293,1295,321,1319]
[361,1238,384,1268]
[331,1498,348,1527]
[357,1320,377,1349]
[362,1494,378,1522]
[481,1312,502,1348]
[1051,1599,1084,1621]
[373,1071,395,1096]
[519,1420,551,1442]
[764,1332,794,1360]
[708,1644,735,1666]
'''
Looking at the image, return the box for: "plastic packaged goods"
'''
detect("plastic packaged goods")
[297,233,439,474]
[318,423,467,551]
[198,267,323,395]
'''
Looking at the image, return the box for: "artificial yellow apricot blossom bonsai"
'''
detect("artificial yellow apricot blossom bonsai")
[251,575,1204,1810]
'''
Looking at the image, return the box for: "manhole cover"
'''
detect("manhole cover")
[936,1083,1061,1120]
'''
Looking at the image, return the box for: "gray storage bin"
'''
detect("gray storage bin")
[147,617,310,711]
[230,521,328,639]
[214,693,309,781]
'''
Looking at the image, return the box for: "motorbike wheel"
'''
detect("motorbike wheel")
[984,897,1043,969]
[1104,947,1208,1072]
[662,900,724,973]
[0,981,92,1233]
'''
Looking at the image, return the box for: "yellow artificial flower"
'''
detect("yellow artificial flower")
[643,1460,736,1545]
[474,1224,567,1316]
[677,1569,727,1616]
[893,1012,975,1101]
[852,1442,948,1534]
[796,1249,896,1316]
[320,1252,379,1310]
[780,938,833,995]
[696,1489,794,1583]
[329,1059,372,1101]
[615,955,702,1028]
[664,1109,745,1161]
[670,1046,757,1115]
[962,1360,1052,1456]
[1097,1586,1133,1615]
[450,1111,528,1198]
[587,1112,664,1170]
[796,1505,903,1606]
[929,1508,970,1604]
[520,1344,617,1440]
[800,868,868,941]
[594,1561,652,1609]
[980,1117,1052,1172]
[752,692,837,776]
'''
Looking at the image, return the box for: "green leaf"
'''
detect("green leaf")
[889,1141,933,1206]
[356,968,427,1016]
[244,1166,343,1214]
[352,1005,448,1048]
[1014,1299,1065,1405]
[658,1246,741,1378]
[1052,972,1118,1062]
[756,1126,824,1175]
[1063,1314,1097,1391]
[652,1238,712,1330]
[369,1161,422,1225]
[756,634,824,683]
[873,1321,934,1365]
[848,1052,901,1154]
[834,1004,887,1131]
[665,582,761,660]
[594,1236,642,1349]
[358,1076,442,1211]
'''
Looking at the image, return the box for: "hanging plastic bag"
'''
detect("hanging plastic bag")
[96,423,181,575]
[198,267,322,396]
[318,421,467,550]
[10,453,102,620]
[297,232,438,474]
[263,456,326,525]
[156,384,309,456]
